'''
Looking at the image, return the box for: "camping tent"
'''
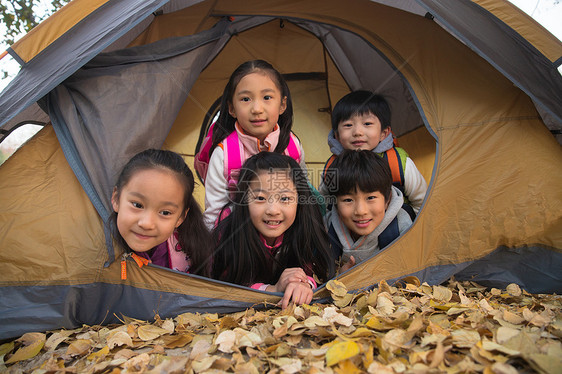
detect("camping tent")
[1,0,561,340]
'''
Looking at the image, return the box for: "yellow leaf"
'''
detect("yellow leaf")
[365,317,392,331]
[87,345,109,361]
[348,327,374,338]
[137,324,170,341]
[5,332,45,364]
[336,358,362,374]
[0,341,14,356]
[326,279,348,298]
[326,340,360,366]
[430,299,458,311]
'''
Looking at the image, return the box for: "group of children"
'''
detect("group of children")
[110,60,427,309]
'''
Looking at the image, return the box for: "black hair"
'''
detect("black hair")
[111,149,212,276]
[210,60,294,155]
[326,150,393,202]
[331,90,391,132]
[211,152,335,286]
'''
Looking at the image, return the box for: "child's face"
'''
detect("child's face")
[336,188,389,239]
[112,168,186,253]
[228,72,287,143]
[335,112,390,151]
[247,170,298,246]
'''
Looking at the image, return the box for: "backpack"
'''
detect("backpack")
[323,146,408,191]
[194,122,303,190]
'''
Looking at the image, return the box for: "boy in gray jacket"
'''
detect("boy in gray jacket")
[324,150,412,271]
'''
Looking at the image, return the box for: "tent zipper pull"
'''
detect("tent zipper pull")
[121,253,131,280]
[121,253,151,280]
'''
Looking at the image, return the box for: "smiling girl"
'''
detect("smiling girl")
[111,149,212,275]
[212,152,334,309]
[195,60,306,228]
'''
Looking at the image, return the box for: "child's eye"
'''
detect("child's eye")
[341,198,353,203]
[364,122,373,126]
[280,195,295,203]
[254,195,267,202]
[366,195,378,201]
[131,201,143,209]
[264,95,272,100]
[241,97,250,102]
[160,210,173,216]
[341,123,352,128]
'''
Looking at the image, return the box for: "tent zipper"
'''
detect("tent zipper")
[121,253,151,280]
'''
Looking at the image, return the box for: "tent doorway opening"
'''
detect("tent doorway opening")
[159,18,436,205]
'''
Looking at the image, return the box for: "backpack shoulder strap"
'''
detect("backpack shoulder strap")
[327,222,343,260]
[193,121,217,183]
[222,130,242,185]
[378,216,400,250]
[322,154,337,176]
[286,132,303,163]
[383,147,405,187]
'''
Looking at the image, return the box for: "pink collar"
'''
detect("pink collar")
[259,234,283,252]
[235,122,280,154]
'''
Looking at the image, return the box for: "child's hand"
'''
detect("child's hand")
[279,281,313,309]
[340,255,356,273]
[273,267,309,293]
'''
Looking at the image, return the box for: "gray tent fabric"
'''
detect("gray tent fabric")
[1,0,561,133]
[0,0,171,130]
[294,20,426,138]
[44,16,273,218]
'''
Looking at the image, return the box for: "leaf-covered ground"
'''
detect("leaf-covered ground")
[1,278,561,373]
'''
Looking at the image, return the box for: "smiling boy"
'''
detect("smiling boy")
[322,90,427,216]
[324,150,413,271]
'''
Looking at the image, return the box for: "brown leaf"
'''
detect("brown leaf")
[137,324,170,341]
[107,331,133,349]
[506,284,522,297]
[326,279,348,298]
[65,339,92,357]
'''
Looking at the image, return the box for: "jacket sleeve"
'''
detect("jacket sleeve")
[403,157,428,214]
[203,147,229,230]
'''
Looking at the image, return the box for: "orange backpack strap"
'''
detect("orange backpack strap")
[384,147,405,187]
[322,154,337,176]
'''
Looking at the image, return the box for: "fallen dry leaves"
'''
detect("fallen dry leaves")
[1,277,561,373]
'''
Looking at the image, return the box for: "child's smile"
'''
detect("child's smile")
[336,189,389,240]
[112,169,186,253]
[228,72,287,144]
[248,170,297,246]
[335,113,390,151]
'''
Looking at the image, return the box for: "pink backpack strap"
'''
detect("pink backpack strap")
[285,133,302,163]
[193,121,217,183]
[223,130,242,191]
